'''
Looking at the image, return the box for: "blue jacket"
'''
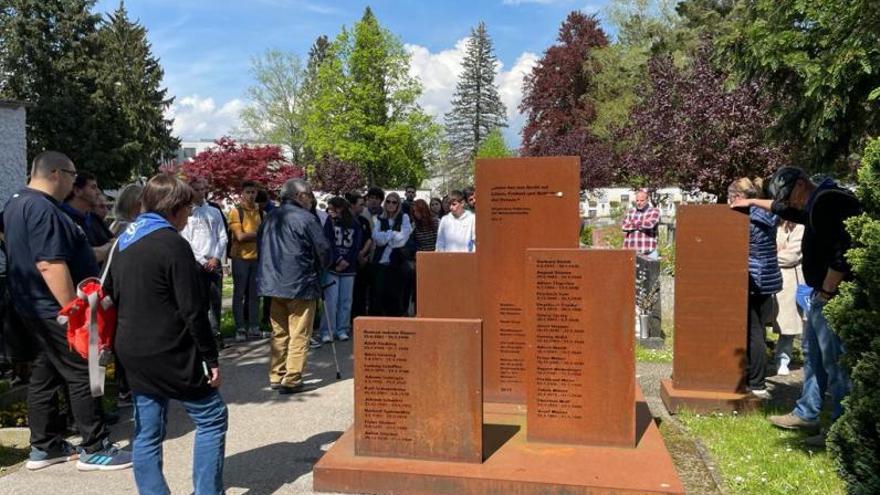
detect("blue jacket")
[748,206,782,295]
[257,201,332,300]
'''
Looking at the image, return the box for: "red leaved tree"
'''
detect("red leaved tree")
[311,156,366,194]
[519,11,611,188]
[179,137,305,200]
[616,47,789,197]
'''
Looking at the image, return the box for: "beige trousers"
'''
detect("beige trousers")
[268,297,316,387]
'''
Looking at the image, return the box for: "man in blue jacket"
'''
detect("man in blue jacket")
[257,179,332,394]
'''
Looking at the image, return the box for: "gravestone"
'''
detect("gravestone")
[525,249,636,447]
[354,317,483,463]
[660,204,756,413]
[415,252,480,319]
[477,157,581,404]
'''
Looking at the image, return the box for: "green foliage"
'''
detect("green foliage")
[0,401,28,428]
[825,138,880,494]
[579,223,594,247]
[302,8,439,187]
[475,128,511,159]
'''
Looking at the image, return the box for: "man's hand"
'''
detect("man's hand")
[207,367,222,388]
[335,259,350,272]
[204,257,219,272]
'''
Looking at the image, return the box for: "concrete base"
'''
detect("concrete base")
[314,388,684,495]
[660,379,762,414]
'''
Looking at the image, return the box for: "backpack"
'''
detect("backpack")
[58,240,118,398]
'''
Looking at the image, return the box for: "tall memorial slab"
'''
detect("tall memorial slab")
[526,249,636,447]
[477,157,581,403]
[355,317,482,463]
[661,205,756,413]
[415,252,480,319]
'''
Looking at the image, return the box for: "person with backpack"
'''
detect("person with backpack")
[228,180,263,342]
[730,166,862,447]
[3,151,131,471]
[370,192,413,316]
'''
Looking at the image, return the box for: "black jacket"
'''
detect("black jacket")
[772,184,862,289]
[107,228,218,401]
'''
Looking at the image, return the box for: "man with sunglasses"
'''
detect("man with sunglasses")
[435,190,476,252]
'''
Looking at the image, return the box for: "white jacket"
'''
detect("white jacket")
[435,210,476,253]
[180,202,228,266]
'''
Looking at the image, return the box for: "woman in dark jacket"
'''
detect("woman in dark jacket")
[729,177,781,399]
[320,196,363,341]
[370,192,412,316]
[107,175,227,494]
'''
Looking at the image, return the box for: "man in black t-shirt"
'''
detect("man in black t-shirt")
[3,151,131,471]
[59,172,114,263]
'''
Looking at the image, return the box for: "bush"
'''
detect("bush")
[825,138,880,494]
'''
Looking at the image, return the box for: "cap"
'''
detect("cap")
[767,167,808,202]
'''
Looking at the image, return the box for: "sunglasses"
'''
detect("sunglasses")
[386,200,399,205]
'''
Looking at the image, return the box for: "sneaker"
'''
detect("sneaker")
[804,430,827,448]
[321,335,332,344]
[234,329,247,343]
[117,391,132,408]
[26,442,78,470]
[278,383,305,395]
[76,442,132,471]
[269,382,282,390]
[261,331,272,339]
[776,365,791,376]
[769,412,820,431]
[337,332,349,341]
[248,327,261,338]
[750,389,772,400]
[308,338,323,349]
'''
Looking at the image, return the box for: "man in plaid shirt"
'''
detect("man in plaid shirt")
[621,190,660,258]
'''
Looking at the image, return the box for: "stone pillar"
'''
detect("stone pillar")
[0,101,28,206]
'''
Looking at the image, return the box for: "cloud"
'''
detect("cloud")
[406,40,538,146]
[166,95,245,140]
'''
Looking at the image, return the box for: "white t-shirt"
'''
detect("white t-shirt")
[435,210,476,252]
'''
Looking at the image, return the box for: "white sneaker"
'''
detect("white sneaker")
[234,329,247,343]
[321,335,332,344]
[750,389,772,400]
[776,364,790,376]
[337,332,349,341]
[261,331,272,339]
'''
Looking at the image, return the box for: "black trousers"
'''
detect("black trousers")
[747,293,776,390]
[351,264,371,320]
[22,317,108,453]
[370,264,406,317]
[204,270,223,335]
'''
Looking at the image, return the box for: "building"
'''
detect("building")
[0,100,29,206]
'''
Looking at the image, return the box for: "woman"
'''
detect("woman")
[728,177,781,399]
[109,183,143,235]
[774,220,805,375]
[370,192,412,316]
[320,197,363,341]
[107,174,227,494]
[408,199,439,312]
[429,197,443,219]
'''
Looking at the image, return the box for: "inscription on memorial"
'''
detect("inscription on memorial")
[354,317,483,463]
[526,249,636,447]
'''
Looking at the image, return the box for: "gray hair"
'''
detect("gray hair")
[280,178,311,201]
[114,183,144,222]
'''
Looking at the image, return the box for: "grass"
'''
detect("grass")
[677,409,845,495]
[636,345,673,363]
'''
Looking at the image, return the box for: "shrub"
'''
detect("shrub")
[825,138,880,494]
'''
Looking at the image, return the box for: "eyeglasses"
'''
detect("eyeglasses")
[55,169,77,177]
[386,200,399,205]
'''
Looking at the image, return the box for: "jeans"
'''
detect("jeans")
[231,258,259,331]
[133,390,228,495]
[793,294,849,421]
[775,334,795,370]
[21,317,108,454]
[320,274,355,339]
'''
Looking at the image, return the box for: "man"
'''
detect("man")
[228,180,263,342]
[180,177,228,346]
[621,190,660,259]
[402,185,416,215]
[465,187,476,212]
[93,194,110,223]
[345,191,374,320]
[258,178,331,394]
[3,151,131,471]
[435,190,476,252]
[60,172,113,261]
[732,167,861,446]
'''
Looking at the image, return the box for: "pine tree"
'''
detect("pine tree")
[93,1,178,183]
[444,22,507,172]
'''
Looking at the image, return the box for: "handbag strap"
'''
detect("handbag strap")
[99,238,119,287]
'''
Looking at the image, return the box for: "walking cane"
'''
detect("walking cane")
[320,280,342,380]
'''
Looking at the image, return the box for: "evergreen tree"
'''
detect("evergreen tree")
[444,22,507,172]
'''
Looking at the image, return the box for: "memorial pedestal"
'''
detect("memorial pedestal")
[660,379,761,414]
[314,389,684,495]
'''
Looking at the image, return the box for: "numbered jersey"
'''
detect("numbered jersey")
[324,218,363,275]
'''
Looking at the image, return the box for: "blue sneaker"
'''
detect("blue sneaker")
[76,442,132,471]
[26,441,78,470]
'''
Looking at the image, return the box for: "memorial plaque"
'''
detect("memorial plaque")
[354,317,482,463]
[672,205,749,392]
[415,252,480,319]
[525,249,636,447]
[477,157,581,404]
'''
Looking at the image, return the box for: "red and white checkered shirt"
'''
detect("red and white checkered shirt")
[621,206,660,254]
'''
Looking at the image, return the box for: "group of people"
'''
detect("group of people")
[0,150,480,493]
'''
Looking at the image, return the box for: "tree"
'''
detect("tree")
[519,12,610,188]
[719,0,880,172]
[444,21,507,176]
[93,2,178,183]
[616,47,788,196]
[825,138,880,494]
[476,128,512,159]
[179,137,304,200]
[239,49,308,163]
[311,156,366,194]
[302,7,438,187]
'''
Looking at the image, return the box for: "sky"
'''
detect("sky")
[95,0,616,147]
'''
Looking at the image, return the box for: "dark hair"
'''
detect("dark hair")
[31,151,73,177]
[405,185,416,192]
[366,187,385,201]
[328,196,354,228]
[448,190,465,203]
[768,167,809,202]
[73,171,97,190]
[141,174,194,219]
[411,199,435,229]
[241,180,258,190]
[345,191,363,205]
[255,189,268,204]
